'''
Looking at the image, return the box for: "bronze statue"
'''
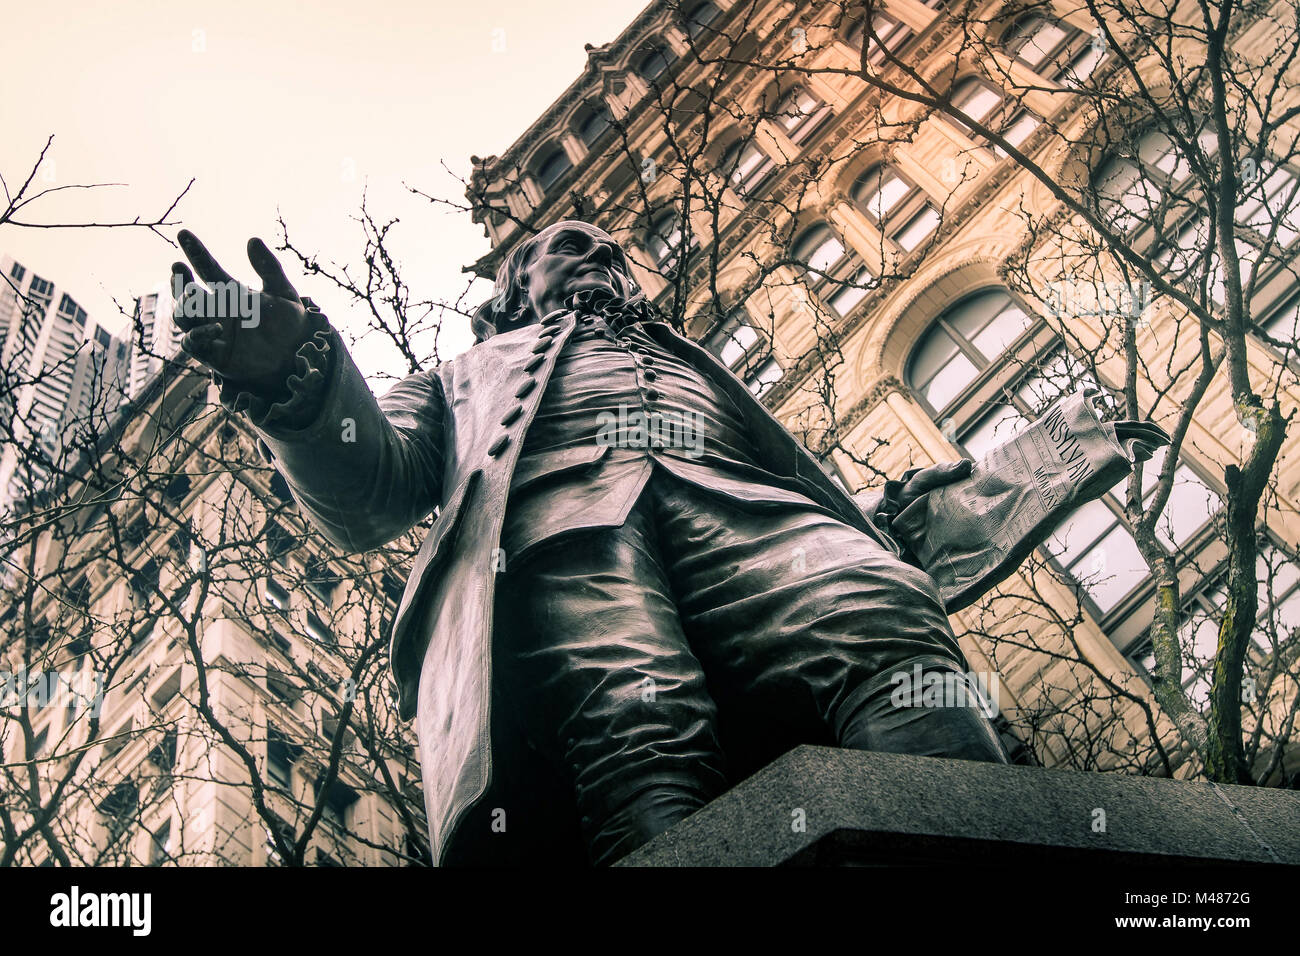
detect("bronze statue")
[171,221,1014,866]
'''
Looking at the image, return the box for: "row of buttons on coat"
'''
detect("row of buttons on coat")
[486,308,569,459]
[581,312,662,403]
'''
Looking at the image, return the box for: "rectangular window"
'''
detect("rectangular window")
[149,819,172,865]
[148,730,177,772]
[306,612,334,646]
[746,357,783,397]
[322,782,357,830]
[265,521,294,563]
[266,578,289,613]
[267,728,298,789]
[893,206,941,251]
[263,814,293,866]
[305,561,336,605]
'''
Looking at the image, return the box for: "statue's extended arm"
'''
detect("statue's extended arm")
[172,231,446,552]
[855,397,1172,612]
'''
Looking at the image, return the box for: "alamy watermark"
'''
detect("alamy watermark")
[50,886,151,936]
[889,662,1000,717]
[1041,279,1152,327]
[595,404,704,459]
[171,274,261,328]
[2,668,105,718]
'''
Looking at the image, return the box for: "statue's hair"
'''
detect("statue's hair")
[471,221,637,342]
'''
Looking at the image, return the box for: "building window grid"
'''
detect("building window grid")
[851,164,940,252]
[906,289,1222,634]
[1004,13,1105,86]
[1095,126,1300,353]
[1129,537,1300,707]
[844,10,914,68]
[792,223,876,318]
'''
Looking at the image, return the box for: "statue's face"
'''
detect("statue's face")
[520,222,632,322]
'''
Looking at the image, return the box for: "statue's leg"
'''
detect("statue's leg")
[496,496,728,866]
[832,658,1008,762]
[655,478,1008,769]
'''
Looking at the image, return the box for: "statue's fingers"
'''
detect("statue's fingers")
[178,229,235,286]
[899,459,973,506]
[171,262,202,330]
[180,322,228,362]
[247,238,300,301]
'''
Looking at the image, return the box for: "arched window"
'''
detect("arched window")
[906,288,1035,417]
[1003,12,1104,85]
[851,163,940,251]
[534,147,572,192]
[792,223,874,317]
[646,209,693,272]
[770,87,831,145]
[844,8,912,67]
[906,288,1221,644]
[719,136,774,196]
[705,315,783,396]
[578,105,611,146]
[948,77,1040,155]
[682,1,721,38]
[636,44,677,83]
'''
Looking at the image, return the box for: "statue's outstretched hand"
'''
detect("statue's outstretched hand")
[171,230,312,399]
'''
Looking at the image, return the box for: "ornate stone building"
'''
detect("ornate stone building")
[465,0,1300,779]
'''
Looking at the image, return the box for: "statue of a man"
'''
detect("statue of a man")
[171,221,1008,866]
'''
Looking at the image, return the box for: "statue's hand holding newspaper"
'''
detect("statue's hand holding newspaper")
[869,392,1170,612]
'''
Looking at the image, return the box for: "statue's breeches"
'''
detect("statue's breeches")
[495,470,1003,864]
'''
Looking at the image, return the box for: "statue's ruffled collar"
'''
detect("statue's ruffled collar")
[565,288,661,332]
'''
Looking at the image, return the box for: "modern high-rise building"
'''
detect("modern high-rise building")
[127,289,181,400]
[0,361,427,866]
[465,0,1300,782]
[0,254,131,506]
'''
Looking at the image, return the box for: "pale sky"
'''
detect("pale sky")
[0,0,649,377]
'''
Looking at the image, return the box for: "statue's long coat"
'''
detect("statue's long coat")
[253,309,899,864]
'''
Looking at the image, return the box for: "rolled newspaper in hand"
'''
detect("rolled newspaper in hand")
[891,391,1170,612]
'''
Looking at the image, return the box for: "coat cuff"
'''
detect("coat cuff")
[213,306,336,436]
